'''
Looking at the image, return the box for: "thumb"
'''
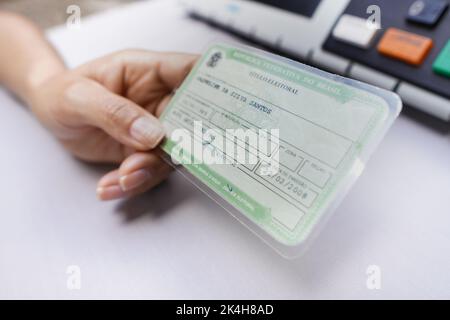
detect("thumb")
[67,79,165,150]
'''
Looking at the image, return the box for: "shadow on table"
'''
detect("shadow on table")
[113,172,192,223]
[401,104,450,135]
[112,170,379,294]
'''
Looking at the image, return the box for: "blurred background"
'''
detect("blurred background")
[0,0,137,28]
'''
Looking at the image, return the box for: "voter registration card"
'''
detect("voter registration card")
[159,43,401,256]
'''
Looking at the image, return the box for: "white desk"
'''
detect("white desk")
[1,0,449,299]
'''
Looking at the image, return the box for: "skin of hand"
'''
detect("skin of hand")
[28,50,198,200]
[0,12,198,201]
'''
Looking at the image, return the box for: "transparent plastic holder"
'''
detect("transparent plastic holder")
[159,42,402,258]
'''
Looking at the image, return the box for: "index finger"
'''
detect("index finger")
[148,51,199,89]
[79,50,199,91]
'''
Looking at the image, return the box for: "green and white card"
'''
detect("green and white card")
[160,43,401,253]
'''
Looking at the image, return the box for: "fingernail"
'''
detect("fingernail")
[96,185,126,201]
[119,169,151,192]
[130,117,165,149]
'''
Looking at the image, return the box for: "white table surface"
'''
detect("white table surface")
[1,0,450,299]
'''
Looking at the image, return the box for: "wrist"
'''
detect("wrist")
[24,58,66,105]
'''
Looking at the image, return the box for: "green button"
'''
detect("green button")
[433,40,450,78]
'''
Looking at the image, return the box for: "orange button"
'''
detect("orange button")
[377,28,433,65]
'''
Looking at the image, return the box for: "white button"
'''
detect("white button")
[349,63,398,90]
[310,48,350,74]
[332,14,379,49]
[396,83,450,121]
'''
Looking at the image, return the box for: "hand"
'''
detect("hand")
[28,49,198,200]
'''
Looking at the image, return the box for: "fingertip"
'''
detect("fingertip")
[129,116,165,150]
[96,185,125,201]
[97,170,120,187]
[119,168,151,192]
[119,152,157,175]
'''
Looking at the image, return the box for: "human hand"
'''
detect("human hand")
[28,50,197,200]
